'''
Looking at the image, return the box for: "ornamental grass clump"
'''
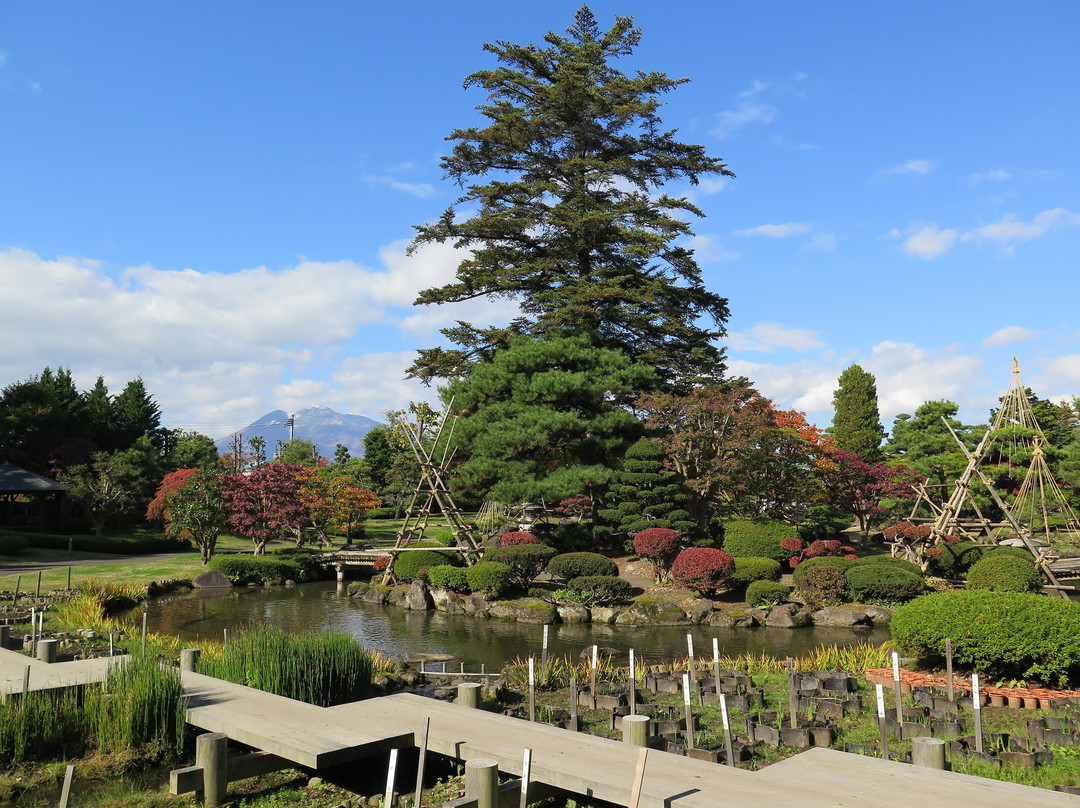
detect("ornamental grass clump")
[670,547,735,596]
[89,654,186,755]
[203,625,375,706]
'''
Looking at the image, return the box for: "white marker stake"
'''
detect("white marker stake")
[519,748,532,808]
[720,693,735,768]
[972,673,983,753]
[876,683,889,760]
[528,656,536,722]
[384,747,399,808]
[682,673,694,749]
[892,651,903,719]
[628,648,636,715]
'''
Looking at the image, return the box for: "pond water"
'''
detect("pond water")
[143,581,891,670]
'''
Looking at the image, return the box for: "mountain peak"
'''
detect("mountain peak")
[214,405,382,458]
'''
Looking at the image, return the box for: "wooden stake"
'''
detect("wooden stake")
[627,747,648,808]
[541,624,549,675]
[413,717,430,808]
[712,638,722,703]
[945,638,954,700]
[892,651,903,719]
[786,658,797,728]
[720,693,735,768]
[528,657,536,722]
[628,648,636,715]
[12,575,19,607]
[682,673,694,750]
[36,571,41,597]
[972,673,983,754]
[67,566,72,591]
[569,677,578,732]
[876,684,889,760]
[384,748,399,808]
[58,764,75,808]
[141,611,148,654]
[518,748,532,808]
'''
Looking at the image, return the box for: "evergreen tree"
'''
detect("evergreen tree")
[112,378,164,452]
[82,376,115,450]
[363,427,394,491]
[598,437,695,547]
[885,400,977,495]
[409,6,732,389]
[828,364,885,462]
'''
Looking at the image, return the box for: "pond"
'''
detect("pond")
[143,581,891,670]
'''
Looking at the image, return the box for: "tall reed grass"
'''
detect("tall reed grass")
[201,625,376,707]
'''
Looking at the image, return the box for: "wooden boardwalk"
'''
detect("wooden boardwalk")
[3,647,1077,806]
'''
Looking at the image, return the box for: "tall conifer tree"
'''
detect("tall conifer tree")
[829,364,885,462]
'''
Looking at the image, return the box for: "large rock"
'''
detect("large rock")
[764,603,812,628]
[706,610,759,629]
[488,598,557,624]
[430,588,465,615]
[193,570,232,588]
[462,593,490,617]
[590,606,618,624]
[615,598,689,626]
[863,606,892,625]
[556,603,590,624]
[362,585,390,605]
[687,599,714,624]
[812,607,871,627]
[405,580,433,611]
[346,582,369,599]
[387,589,407,607]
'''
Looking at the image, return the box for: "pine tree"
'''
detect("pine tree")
[409,6,733,389]
[829,364,885,462]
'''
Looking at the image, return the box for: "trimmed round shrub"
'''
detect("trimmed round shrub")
[891,589,1080,685]
[670,548,735,597]
[546,552,619,582]
[209,554,315,585]
[0,533,29,555]
[746,580,791,608]
[791,555,855,587]
[966,552,1042,593]
[721,519,795,565]
[366,507,395,520]
[796,565,851,606]
[486,544,558,587]
[426,564,469,593]
[466,561,513,600]
[844,565,925,603]
[925,539,983,578]
[566,575,633,605]
[850,554,923,577]
[730,557,782,590]
[633,527,683,564]
[393,549,456,582]
[498,531,539,547]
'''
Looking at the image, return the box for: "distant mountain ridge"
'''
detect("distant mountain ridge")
[214,405,382,459]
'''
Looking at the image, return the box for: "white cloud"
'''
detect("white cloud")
[902,225,958,259]
[726,358,838,415]
[969,168,1012,184]
[739,80,772,98]
[685,234,740,264]
[961,208,1080,247]
[982,326,1039,348]
[805,232,836,251]
[363,175,437,198]
[726,321,825,353]
[866,342,984,420]
[733,222,811,238]
[712,102,776,139]
[697,177,730,194]
[883,159,937,176]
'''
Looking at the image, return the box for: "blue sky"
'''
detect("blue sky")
[2,1,1078,440]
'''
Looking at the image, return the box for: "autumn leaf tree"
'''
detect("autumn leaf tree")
[408,6,733,390]
[221,464,308,554]
[161,469,227,564]
[820,449,918,542]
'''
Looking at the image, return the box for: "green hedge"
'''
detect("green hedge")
[844,565,924,603]
[721,519,795,565]
[925,540,984,578]
[0,533,29,555]
[393,549,457,582]
[791,555,854,587]
[746,580,790,608]
[796,565,850,606]
[486,544,558,587]
[891,590,1080,685]
[730,557,782,590]
[965,553,1042,593]
[209,554,318,585]
[426,565,469,593]
[546,552,619,581]
[366,507,395,519]
[466,561,513,599]
[19,530,190,555]
[566,575,633,605]
[850,554,923,577]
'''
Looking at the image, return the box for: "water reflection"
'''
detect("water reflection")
[142,581,891,670]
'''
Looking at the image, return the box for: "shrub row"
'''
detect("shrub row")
[792,555,925,605]
[208,553,321,585]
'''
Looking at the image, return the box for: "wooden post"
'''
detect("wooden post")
[569,677,578,732]
[37,638,57,663]
[384,748,399,808]
[67,566,72,591]
[181,648,201,672]
[413,717,430,808]
[876,684,889,760]
[622,714,649,747]
[223,628,228,650]
[627,748,648,808]
[109,633,113,657]
[712,638,722,700]
[22,664,29,696]
[142,611,148,654]
[464,758,498,808]
[528,657,536,722]
[682,673,694,750]
[195,732,228,808]
[0,625,8,650]
[36,571,42,597]
[541,624,549,675]
[628,648,636,715]
[686,633,696,686]
[457,682,481,709]
[892,651,903,719]
[912,737,946,769]
[945,638,954,701]
[590,645,598,705]
[786,658,797,728]
[58,764,75,808]
[12,575,20,607]
[30,607,36,651]
[518,748,532,808]
[972,673,983,754]
[720,693,735,768]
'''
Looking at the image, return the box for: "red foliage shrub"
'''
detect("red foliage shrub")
[787,537,855,569]
[670,548,735,597]
[499,531,539,547]
[633,527,684,581]
[924,546,943,558]
[372,556,390,573]
[780,537,802,553]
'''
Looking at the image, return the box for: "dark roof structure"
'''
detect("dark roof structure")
[0,463,65,493]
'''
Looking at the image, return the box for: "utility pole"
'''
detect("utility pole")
[288,413,295,441]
